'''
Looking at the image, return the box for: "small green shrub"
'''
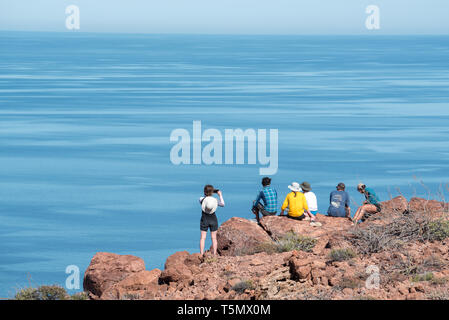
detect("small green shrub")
[252,242,278,255]
[411,272,434,283]
[37,285,69,300]
[328,248,357,262]
[401,265,420,276]
[276,232,317,252]
[14,287,40,300]
[204,257,218,264]
[254,232,317,254]
[424,220,449,241]
[70,292,89,300]
[14,285,87,300]
[231,280,254,294]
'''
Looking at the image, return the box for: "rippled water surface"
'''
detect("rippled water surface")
[1,32,449,296]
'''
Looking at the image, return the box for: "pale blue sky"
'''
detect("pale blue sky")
[0,0,448,34]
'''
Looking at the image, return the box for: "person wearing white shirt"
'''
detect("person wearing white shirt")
[300,181,318,215]
[199,185,225,256]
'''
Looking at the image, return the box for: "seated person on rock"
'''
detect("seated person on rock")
[352,183,381,225]
[327,182,351,218]
[280,182,321,226]
[199,185,225,256]
[300,181,318,215]
[252,177,278,222]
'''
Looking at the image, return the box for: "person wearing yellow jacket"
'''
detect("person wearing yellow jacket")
[280,182,321,226]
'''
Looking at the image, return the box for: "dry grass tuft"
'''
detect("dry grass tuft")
[349,213,449,254]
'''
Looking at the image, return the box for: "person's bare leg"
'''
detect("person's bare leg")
[362,204,378,218]
[351,207,362,224]
[353,204,377,224]
[305,211,316,221]
[355,208,365,224]
[200,231,207,255]
[252,206,260,223]
[211,231,218,256]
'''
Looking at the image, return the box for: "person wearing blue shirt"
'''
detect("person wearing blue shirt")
[352,183,382,225]
[252,177,278,222]
[327,182,351,218]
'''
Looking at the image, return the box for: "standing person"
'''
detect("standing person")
[352,183,381,225]
[199,185,225,256]
[300,182,318,215]
[252,177,278,222]
[327,182,351,218]
[280,182,321,226]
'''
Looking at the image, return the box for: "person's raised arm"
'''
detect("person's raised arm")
[217,190,225,207]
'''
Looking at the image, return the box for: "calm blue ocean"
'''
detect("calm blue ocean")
[1,32,449,297]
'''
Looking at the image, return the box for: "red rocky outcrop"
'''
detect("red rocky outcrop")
[159,251,202,284]
[101,269,161,300]
[83,197,449,300]
[380,196,409,215]
[408,197,447,217]
[216,217,272,256]
[259,214,352,253]
[83,252,146,299]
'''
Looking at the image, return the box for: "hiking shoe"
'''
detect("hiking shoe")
[310,221,322,227]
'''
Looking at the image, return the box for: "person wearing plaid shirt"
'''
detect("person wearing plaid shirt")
[252,177,278,222]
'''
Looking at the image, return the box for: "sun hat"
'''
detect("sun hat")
[201,196,218,214]
[300,182,312,192]
[288,182,301,192]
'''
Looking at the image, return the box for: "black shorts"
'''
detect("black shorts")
[200,212,218,232]
[287,214,305,221]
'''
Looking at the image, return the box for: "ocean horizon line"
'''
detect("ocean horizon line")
[1,29,449,37]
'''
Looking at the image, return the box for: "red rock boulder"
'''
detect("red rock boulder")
[159,251,202,284]
[409,197,446,216]
[380,196,409,215]
[259,214,351,242]
[100,269,161,300]
[83,252,146,299]
[216,217,272,256]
